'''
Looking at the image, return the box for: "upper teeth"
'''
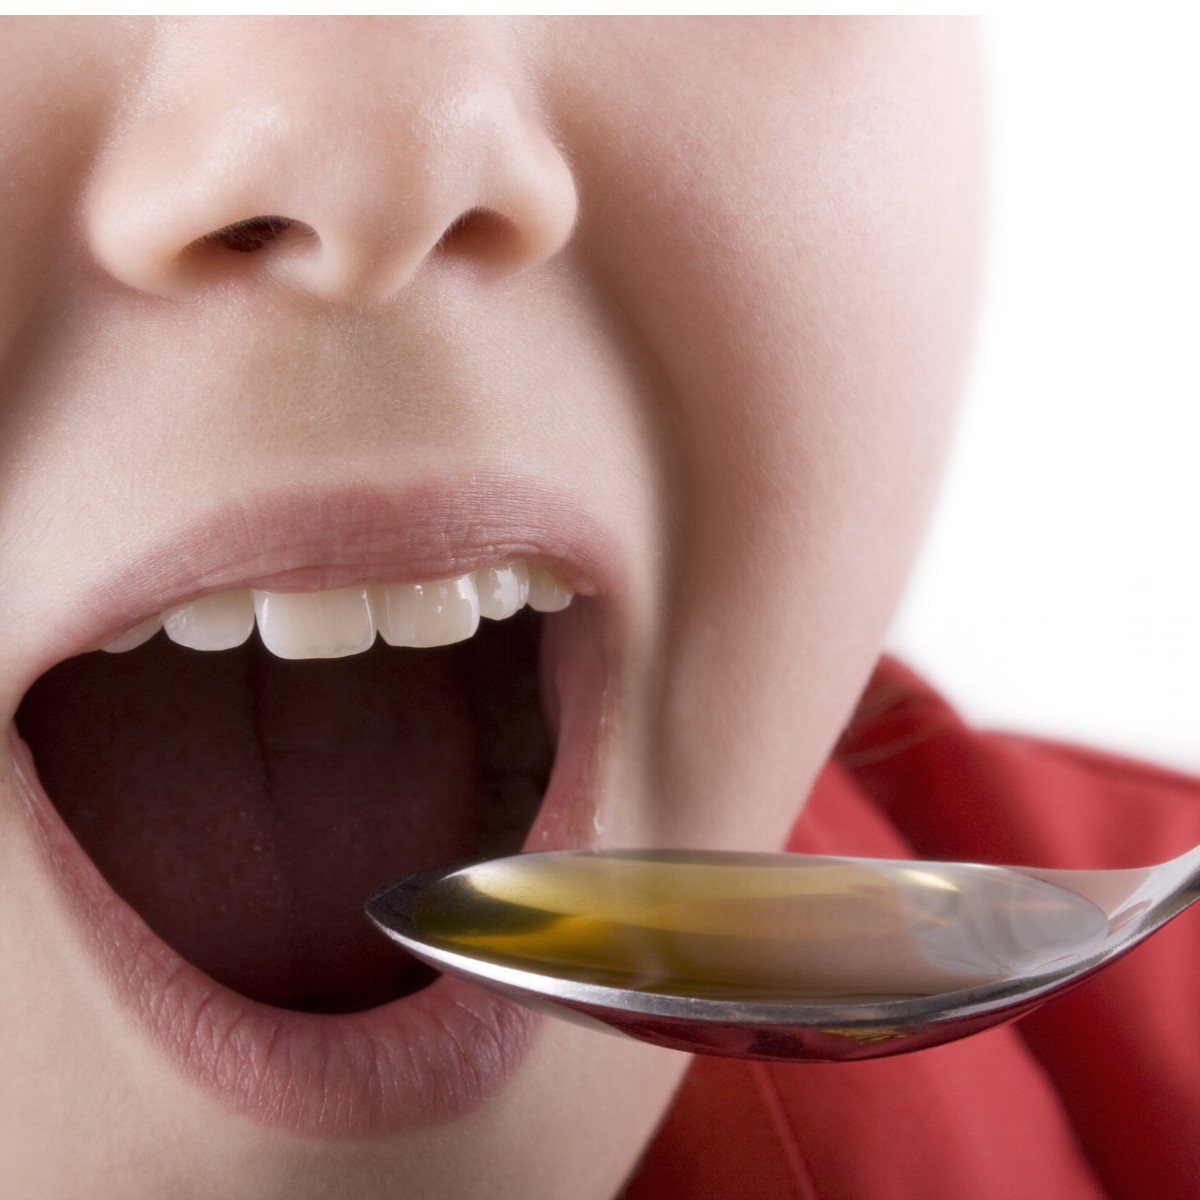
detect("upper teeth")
[101,561,573,659]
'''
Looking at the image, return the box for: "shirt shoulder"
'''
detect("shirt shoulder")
[626,659,1200,1200]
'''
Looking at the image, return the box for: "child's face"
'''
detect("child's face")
[0,17,982,1197]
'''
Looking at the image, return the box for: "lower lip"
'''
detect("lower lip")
[10,726,540,1136]
[6,602,611,1138]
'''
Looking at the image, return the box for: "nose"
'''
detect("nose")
[84,18,577,302]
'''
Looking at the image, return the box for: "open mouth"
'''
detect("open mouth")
[11,561,585,1022]
[16,564,570,1016]
[6,493,619,1133]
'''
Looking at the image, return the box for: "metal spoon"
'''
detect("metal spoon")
[365,845,1200,1062]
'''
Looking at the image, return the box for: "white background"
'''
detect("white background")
[887,16,1199,772]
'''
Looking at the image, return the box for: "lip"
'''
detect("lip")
[30,476,624,677]
[5,477,623,1137]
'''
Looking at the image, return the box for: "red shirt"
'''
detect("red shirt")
[626,660,1200,1199]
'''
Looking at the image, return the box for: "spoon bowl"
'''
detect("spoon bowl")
[366,846,1200,1062]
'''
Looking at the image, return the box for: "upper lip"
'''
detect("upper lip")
[15,472,626,694]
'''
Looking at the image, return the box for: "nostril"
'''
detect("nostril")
[435,207,523,265]
[172,215,321,286]
[199,215,310,254]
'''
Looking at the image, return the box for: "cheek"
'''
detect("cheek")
[553,18,986,840]
[0,20,136,358]
[562,18,984,520]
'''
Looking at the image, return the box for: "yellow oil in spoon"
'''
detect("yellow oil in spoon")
[408,850,1109,1003]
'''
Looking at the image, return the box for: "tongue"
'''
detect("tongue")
[17,637,481,1010]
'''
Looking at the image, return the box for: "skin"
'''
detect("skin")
[0,16,984,1198]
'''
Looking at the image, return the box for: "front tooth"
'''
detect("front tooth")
[526,565,574,612]
[102,614,162,653]
[163,590,255,651]
[252,587,375,659]
[475,562,530,620]
[372,573,481,648]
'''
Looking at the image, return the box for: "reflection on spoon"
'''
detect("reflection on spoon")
[366,847,1200,1062]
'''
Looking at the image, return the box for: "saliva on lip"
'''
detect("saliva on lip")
[407,851,1111,1003]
